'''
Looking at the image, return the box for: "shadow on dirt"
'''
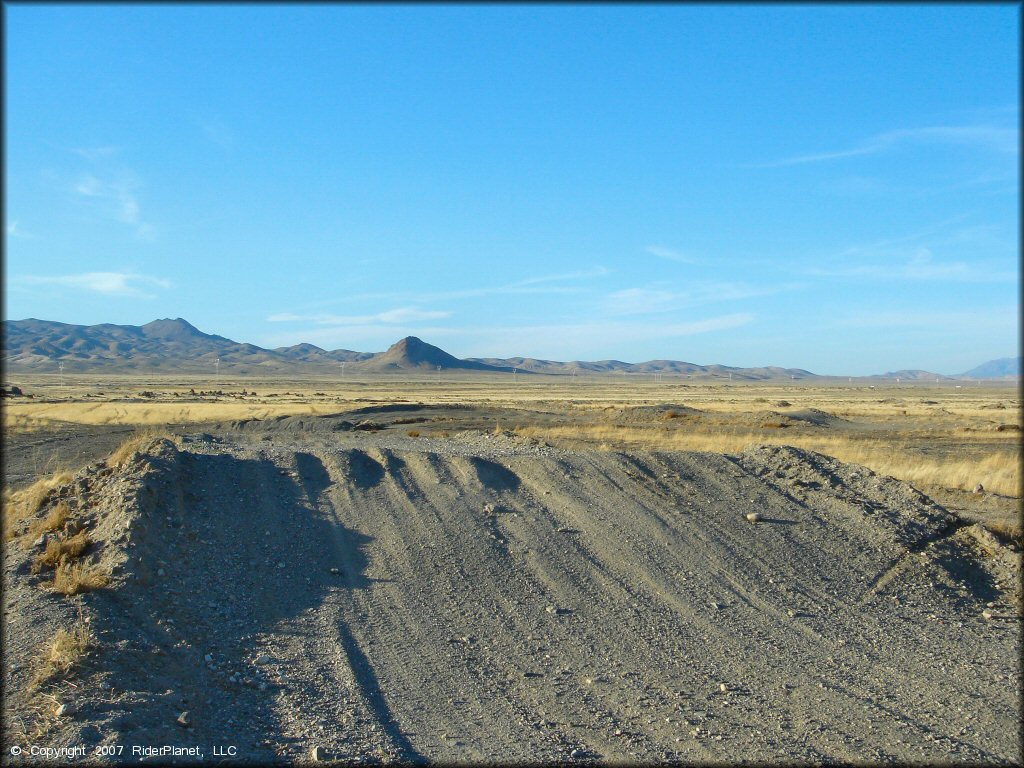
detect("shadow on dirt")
[467,456,521,492]
[79,445,389,759]
[337,448,386,489]
[931,541,1000,605]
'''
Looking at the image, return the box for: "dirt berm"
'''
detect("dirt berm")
[4,429,1020,764]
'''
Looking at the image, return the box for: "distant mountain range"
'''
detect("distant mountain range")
[0,317,1017,380]
[960,357,1020,379]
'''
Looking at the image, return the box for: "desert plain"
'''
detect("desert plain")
[2,372,1021,764]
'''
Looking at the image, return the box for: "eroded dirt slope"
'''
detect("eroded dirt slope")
[3,429,1020,764]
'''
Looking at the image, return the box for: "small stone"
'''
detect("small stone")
[204,653,214,663]
[570,748,581,758]
[982,610,994,620]
[176,711,191,728]
[310,746,327,762]
[546,605,558,614]
[719,683,729,692]
[255,654,270,664]
[483,503,496,515]
[787,609,796,617]
[973,483,984,494]
[329,567,340,575]
[157,568,165,576]
[33,534,47,548]
[746,512,762,523]
[55,702,77,717]
[277,562,286,569]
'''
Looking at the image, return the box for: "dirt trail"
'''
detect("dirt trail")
[3,428,1020,764]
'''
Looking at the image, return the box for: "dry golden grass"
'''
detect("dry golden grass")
[26,502,69,539]
[1,411,59,434]
[106,428,176,467]
[29,614,94,691]
[5,400,343,428]
[513,425,1021,497]
[2,470,73,541]
[32,531,91,573]
[28,525,108,595]
[51,562,109,596]
[986,519,1023,548]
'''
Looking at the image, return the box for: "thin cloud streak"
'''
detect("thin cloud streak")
[72,171,154,239]
[6,220,33,239]
[18,272,171,298]
[834,306,1016,330]
[262,313,754,358]
[289,267,610,310]
[807,248,1014,283]
[645,245,697,264]
[66,145,120,161]
[750,124,1018,168]
[605,282,801,316]
[267,307,452,325]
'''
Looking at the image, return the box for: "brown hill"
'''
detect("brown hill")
[357,336,514,373]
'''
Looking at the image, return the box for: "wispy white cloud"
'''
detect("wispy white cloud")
[751,123,1018,168]
[262,313,754,357]
[834,306,1016,330]
[268,307,452,325]
[18,272,170,298]
[808,251,1013,282]
[72,171,154,239]
[6,220,33,239]
[199,119,234,150]
[806,216,1016,283]
[67,145,120,161]
[291,267,610,310]
[605,281,801,316]
[512,267,610,287]
[645,245,698,264]
[457,314,756,359]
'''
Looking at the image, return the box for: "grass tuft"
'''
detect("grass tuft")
[29,613,94,691]
[512,425,1021,497]
[106,428,174,468]
[32,531,91,573]
[51,562,109,596]
[2,471,74,541]
[985,519,1023,549]
[26,502,70,539]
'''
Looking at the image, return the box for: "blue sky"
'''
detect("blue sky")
[4,4,1019,375]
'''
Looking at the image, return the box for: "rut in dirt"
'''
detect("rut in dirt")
[6,436,1020,765]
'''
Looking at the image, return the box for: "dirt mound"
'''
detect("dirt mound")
[750,408,847,429]
[605,403,704,423]
[4,435,1020,764]
[228,413,356,434]
[783,407,849,427]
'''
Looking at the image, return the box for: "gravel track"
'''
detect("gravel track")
[3,426,1020,764]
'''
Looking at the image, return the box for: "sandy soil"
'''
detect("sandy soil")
[3,409,1020,764]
